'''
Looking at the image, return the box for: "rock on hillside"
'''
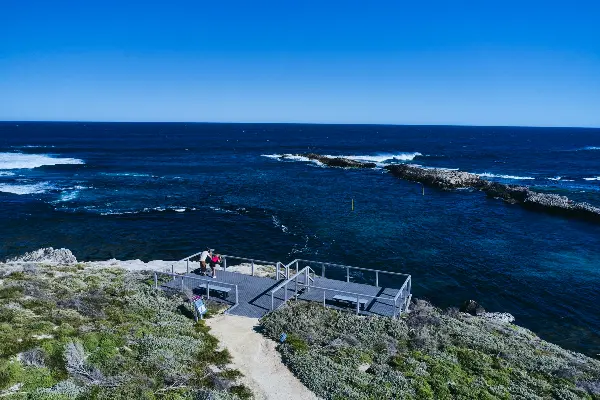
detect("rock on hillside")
[6,247,77,264]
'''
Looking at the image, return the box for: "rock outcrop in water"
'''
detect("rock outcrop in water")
[6,247,77,264]
[300,153,376,168]
[385,163,600,221]
[289,154,600,223]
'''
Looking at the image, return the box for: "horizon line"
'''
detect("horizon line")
[1,120,599,130]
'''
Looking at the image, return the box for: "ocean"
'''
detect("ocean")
[1,122,599,356]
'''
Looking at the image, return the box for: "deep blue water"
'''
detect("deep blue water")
[1,122,599,356]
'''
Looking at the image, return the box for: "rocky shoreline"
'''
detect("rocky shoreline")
[291,153,600,223]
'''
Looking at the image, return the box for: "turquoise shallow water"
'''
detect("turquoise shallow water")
[0,122,599,356]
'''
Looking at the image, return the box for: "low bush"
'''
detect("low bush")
[261,301,600,400]
[0,263,252,399]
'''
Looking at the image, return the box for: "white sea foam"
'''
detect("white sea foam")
[583,177,600,181]
[100,172,155,178]
[0,172,15,177]
[0,182,55,195]
[580,146,600,151]
[261,152,422,166]
[478,173,535,180]
[99,206,197,215]
[337,152,423,163]
[0,152,84,170]
[548,177,562,181]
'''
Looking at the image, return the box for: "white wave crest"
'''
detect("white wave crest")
[583,177,600,181]
[478,173,535,180]
[0,172,15,177]
[338,152,423,163]
[0,152,84,170]
[580,146,600,151]
[261,152,422,165]
[547,177,562,181]
[261,154,324,166]
[0,182,55,195]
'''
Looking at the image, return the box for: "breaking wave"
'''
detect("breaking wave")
[0,182,55,195]
[478,173,535,181]
[0,152,84,170]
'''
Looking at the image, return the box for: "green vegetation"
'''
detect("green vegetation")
[0,264,251,399]
[261,301,600,400]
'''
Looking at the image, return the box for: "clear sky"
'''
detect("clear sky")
[1,1,599,127]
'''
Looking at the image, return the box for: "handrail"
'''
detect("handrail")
[155,271,238,288]
[271,266,313,294]
[293,258,410,277]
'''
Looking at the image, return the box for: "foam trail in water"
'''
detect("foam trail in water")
[478,173,535,180]
[583,177,600,181]
[336,152,423,163]
[0,152,84,170]
[0,182,55,195]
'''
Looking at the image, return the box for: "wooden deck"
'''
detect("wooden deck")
[162,269,402,318]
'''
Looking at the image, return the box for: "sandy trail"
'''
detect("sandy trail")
[206,314,318,400]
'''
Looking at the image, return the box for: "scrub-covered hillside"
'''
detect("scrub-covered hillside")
[0,263,252,400]
[261,301,600,400]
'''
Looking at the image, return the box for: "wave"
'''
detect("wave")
[478,173,535,181]
[261,152,423,166]
[0,172,15,177]
[0,182,55,195]
[337,152,423,163]
[579,147,600,151]
[583,177,600,181]
[100,172,156,178]
[0,152,84,170]
[271,215,289,233]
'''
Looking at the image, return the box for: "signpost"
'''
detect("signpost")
[193,297,207,321]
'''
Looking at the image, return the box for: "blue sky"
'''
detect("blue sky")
[1,1,599,126]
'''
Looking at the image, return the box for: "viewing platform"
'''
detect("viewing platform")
[158,254,412,319]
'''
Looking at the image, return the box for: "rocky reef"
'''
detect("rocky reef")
[286,153,600,222]
[385,163,600,221]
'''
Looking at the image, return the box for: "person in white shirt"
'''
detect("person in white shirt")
[199,248,211,275]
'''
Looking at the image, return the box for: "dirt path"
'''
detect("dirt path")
[205,314,319,400]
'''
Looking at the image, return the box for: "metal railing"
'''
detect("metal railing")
[292,258,410,288]
[180,252,282,277]
[270,266,315,311]
[154,270,240,315]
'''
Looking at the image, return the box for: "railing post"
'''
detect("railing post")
[251,260,255,276]
[224,257,227,270]
[346,267,350,283]
[323,290,326,307]
[206,281,210,299]
[235,285,239,305]
[356,295,360,315]
[154,272,158,289]
[295,260,299,274]
[187,260,189,273]
[276,262,280,280]
[321,264,325,278]
[271,292,274,310]
[375,271,379,287]
[295,275,298,294]
[180,276,184,290]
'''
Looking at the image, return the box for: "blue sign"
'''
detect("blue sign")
[194,299,207,316]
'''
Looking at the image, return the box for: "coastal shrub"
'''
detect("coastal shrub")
[261,301,600,400]
[0,263,252,399]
